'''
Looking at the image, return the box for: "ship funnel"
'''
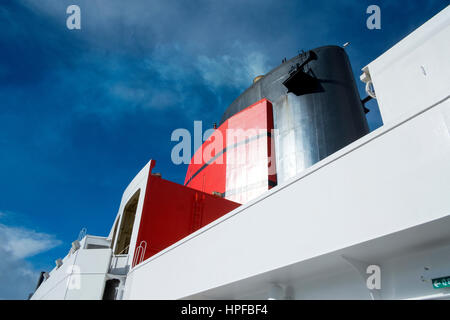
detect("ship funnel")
[220,46,369,186]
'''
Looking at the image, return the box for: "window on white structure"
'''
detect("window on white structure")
[114,189,140,255]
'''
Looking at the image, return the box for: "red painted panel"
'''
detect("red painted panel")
[133,171,240,267]
[185,98,277,203]
[185,121,228,195]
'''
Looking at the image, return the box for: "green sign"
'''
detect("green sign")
[432,276,450,289]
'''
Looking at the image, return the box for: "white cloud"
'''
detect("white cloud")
[0,213,62,299]
[196,50,269,90]
[0,224,61,259]
[148,43,271,92]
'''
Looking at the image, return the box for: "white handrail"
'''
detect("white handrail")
[77,227,87,241]
[133,241,147,266]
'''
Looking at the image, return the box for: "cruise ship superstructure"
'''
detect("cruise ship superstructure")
[30,6,450,300]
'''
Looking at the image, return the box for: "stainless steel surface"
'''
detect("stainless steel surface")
[273,47,369,184]
[220,46,369,184]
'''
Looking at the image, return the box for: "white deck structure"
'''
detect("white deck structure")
[31,5,450,300]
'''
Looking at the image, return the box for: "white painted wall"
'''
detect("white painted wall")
[366,5,450,125]
[110,160,152,268]
[31,248,112,300]
[124,96,450,299]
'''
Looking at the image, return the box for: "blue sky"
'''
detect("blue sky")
[0,0,448,299]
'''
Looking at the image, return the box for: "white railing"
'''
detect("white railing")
[109,254,129,275]
[132,241,147,266]
[77,227,87,241]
